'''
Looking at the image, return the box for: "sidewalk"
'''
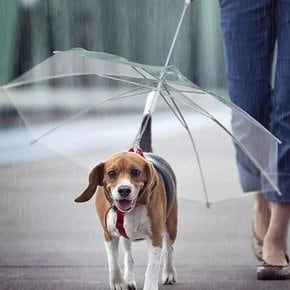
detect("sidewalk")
[1,155,290,290]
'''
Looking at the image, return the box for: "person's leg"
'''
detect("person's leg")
[219,0,277,263]
[262,0,290,266]
[219,0,276,193]
[252,192,271,260]
[264,0,290,202]
[263,202,290,265]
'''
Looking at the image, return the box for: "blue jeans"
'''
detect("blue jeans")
[219,0,290,202]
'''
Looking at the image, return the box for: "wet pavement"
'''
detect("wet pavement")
[1,100,289,290]
[1,150,290,290]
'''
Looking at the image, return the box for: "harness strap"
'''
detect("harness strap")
[115,207,130,239]
[105,206,129,239]
[105,206,145,241]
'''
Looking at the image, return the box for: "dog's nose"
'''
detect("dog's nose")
[118,185,132,197]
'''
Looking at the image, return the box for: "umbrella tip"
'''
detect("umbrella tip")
[206,202,211,209]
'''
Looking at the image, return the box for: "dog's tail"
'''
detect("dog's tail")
[139,113,152,153]
[138,90,159,153]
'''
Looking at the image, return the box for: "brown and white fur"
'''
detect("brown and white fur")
[75,115,178,290]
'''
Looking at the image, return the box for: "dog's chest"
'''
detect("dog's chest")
[106,206,151,241]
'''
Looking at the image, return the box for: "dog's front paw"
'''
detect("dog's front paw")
[110,281,136,290]
[109,276,128,290]
[110,282,128,290]
[162,268,177,285]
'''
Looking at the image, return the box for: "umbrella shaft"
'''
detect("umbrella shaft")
[148,1,190,115]
[164,1,190,69]
[134,0,191,149]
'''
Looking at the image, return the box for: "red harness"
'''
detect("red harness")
[105,206,145,240]
[115,207,130,239]
[105,206,129,239]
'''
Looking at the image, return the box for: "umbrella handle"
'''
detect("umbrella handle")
[143,90,158,115]
[185,0,194,5]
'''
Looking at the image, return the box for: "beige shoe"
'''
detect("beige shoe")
[257,255,290,280]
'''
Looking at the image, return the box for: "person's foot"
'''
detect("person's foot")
[257,201,290,280]
[263,240,289,266]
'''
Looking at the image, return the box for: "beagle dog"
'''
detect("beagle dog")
[75,150,177,290]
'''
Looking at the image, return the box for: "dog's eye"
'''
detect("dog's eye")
[108,170,117,179]
[131,169,141,178]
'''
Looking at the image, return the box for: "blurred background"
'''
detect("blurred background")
[0,0,225,88]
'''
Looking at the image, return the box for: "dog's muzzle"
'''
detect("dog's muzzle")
[115,185,136,212]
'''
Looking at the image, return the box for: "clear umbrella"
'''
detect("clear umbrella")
[0,0,281,206]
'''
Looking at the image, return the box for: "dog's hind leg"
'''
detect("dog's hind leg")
[162,200,177,285]
[122,238,137,290]
[105,236,128,290]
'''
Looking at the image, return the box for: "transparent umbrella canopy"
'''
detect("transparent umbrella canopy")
[0,48,281,206]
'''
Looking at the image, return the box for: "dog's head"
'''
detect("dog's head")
[75,152,158,212]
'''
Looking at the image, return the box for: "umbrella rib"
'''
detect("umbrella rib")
[30,86,153,144]
[134,66,163,83]
[160,92,211,208]
[172,91,282,196]
[130,65,158,80]
[164,83,207,94]
[98,73,158,90]
[3,72,157,92]
[204,89,281,143]
[3,72,104,89]
[160,92,186,127]
[162,82,206,95]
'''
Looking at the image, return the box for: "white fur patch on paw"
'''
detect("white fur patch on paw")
[162,268,177,285]
[110,282,128,290]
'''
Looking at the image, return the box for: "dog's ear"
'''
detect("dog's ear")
[74,162,105,203]
[138,161,159,205]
